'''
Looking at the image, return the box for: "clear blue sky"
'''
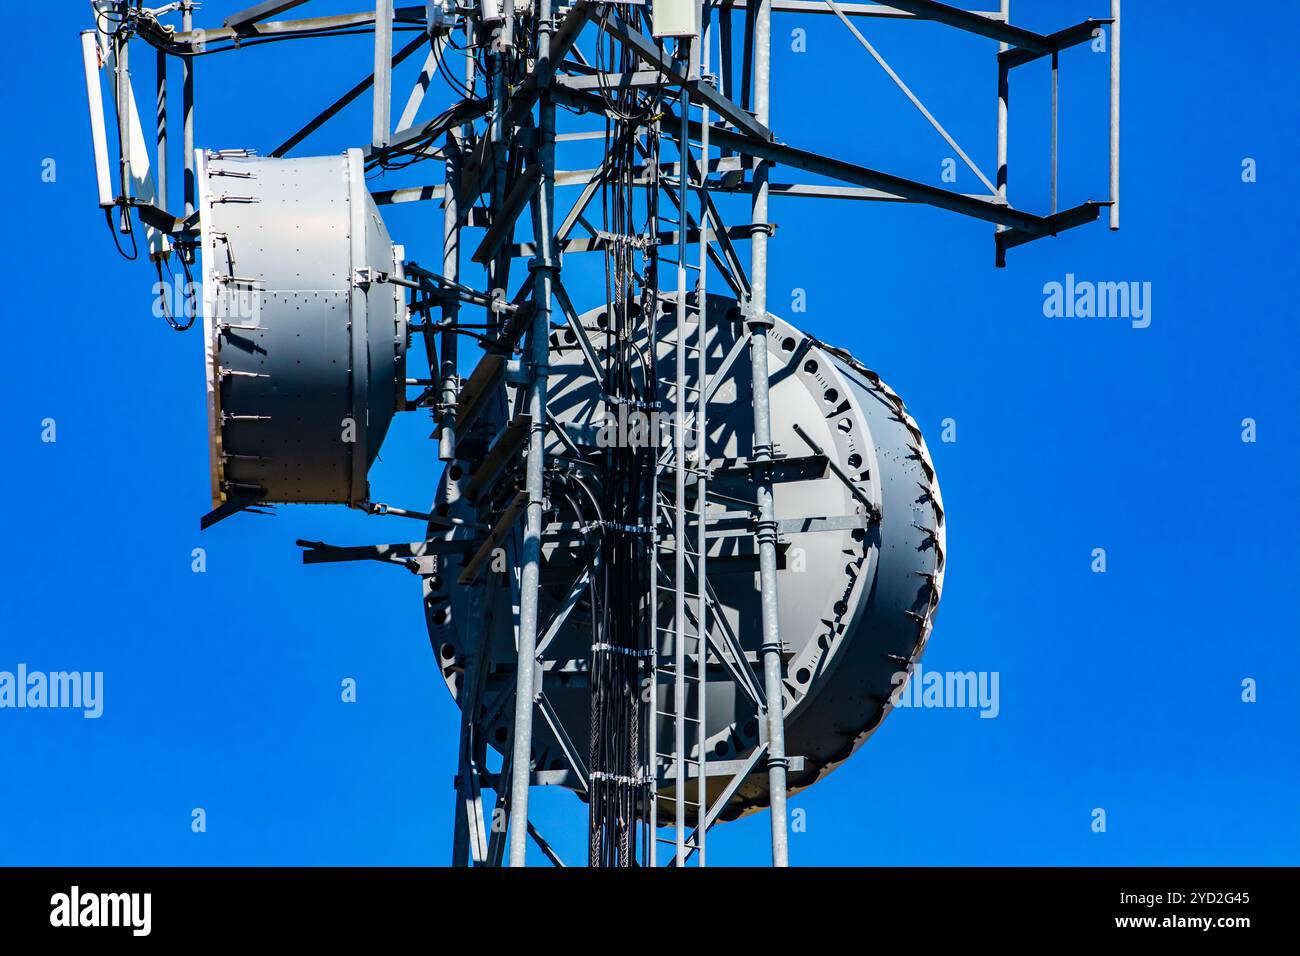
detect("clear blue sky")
[1,1,1295,866]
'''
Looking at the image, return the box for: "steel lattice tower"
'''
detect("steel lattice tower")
[82,0,1121,866]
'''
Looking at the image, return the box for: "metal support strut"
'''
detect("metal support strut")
[506,0,558,868]
[747,0,791,868]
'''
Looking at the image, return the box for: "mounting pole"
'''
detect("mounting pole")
[441,15,475,463]
[1109,0,1120,230]
[747,0,790,868]
[182,0,195,218]
[695,1,713,869]
[673,38,691,868]
[507,0,558,868]
[1050,50,1058,215]
[440,132,461,461]
[996,0,1008,216]
[373,0,393,149]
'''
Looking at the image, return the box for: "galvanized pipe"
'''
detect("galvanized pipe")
[673,42,691,867]
[1109,0,1120,230]
[507,3,558,868]
[995,0,1008,218]
[648,324,660,867]
[489,50,509,305]
[373,0,394,149]
[182,1,195,218]
[440,15,475,464]
[1050,50,1057,215]
[695,3,713,869]
[440,133,461,462]
[747,0,791,868]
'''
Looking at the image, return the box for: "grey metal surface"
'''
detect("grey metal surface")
[424,292,945,821]
[197,149,406,507]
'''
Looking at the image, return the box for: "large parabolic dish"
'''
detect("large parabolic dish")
[424,292,945,821]
[197,148,407,511]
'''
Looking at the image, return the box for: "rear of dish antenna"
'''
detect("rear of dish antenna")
[196,149,407,525]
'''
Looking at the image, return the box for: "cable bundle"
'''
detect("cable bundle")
[586,10,665,867]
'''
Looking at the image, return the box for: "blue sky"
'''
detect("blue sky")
[0,1,1295,866]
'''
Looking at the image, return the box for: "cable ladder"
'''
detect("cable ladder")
[648,63,712,867]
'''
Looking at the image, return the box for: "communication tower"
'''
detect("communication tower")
[81,0,1121,866]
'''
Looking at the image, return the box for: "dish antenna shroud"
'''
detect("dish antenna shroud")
[424,293,945,821]
[197,149,407,512]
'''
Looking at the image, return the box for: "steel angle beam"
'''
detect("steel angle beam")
[224,1,311,30]
[654,163,752,295]
[556,70,666,92]
[510,225,758,258]
[301,542,444,575]
[994,200,1106,264]
[482,769,581,789]
[998,18,1110,69]
[274,31,426,158]
[200,493,266,530]
[526,823,566,867]
[165,6,427,46]
[363,98,490,165]
[536,693,590,793]
[704,332,750,404]
[134,201,195,237]
[556,160,613,240]
[472,165,542,264]
[298,538,475,563]
[762,182,999,203]
[444,354,506,437]
[675,743,769,861]
[534,567,595,659]
[778,514,872,534]
[735,1,1007,19]
[459,492,528,584]
[371,183,446,205]
[698,119,1100,241]
[494,298,539,356]
[464,414,532,501]
[551,283,604,386]
[396,39,447,134]
[686,573,767,711]
[658,754,807,783]
[709,454,829,486]
[862,0,1048,50]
